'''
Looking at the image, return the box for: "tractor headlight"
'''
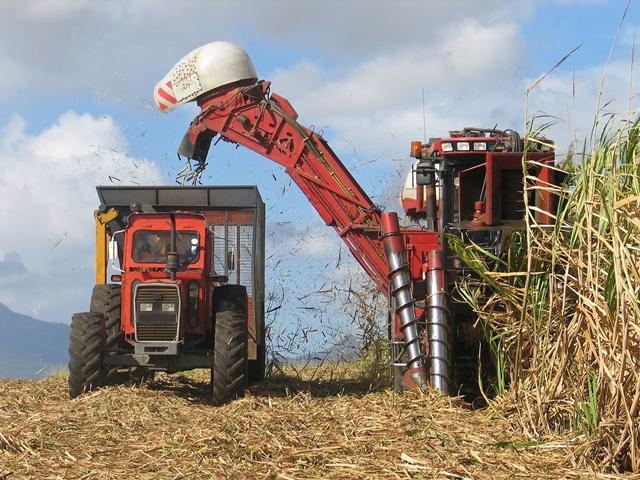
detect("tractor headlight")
[473,142,487,151]
[456,142,470,151]
[441,142,453,152]
[140,303,153,312]
[162,303,176,312]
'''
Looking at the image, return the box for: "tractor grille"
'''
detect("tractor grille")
[135,323,178,342]
[134,285,180,342]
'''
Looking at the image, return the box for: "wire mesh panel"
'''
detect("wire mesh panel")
[238,225,254,296]
[211,224,228,276]
[208,211,261,359]
[209,221,255,297]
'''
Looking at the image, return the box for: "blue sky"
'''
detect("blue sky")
[0,0,637,352]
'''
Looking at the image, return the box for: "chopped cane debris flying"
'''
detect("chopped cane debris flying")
[175,155,208,186]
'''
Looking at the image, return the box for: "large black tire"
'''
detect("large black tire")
[90,284,122,354]
[68,312,108,398]
[90,284,154,385]
[211,285,248,405]
[90,284,130,384]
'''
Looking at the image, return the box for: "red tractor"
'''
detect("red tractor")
[68,186,266,404]
[153,42,559,398]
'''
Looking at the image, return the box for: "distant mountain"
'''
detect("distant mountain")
[0,303,69,378]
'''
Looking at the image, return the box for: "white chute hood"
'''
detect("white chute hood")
[154,41,257,112]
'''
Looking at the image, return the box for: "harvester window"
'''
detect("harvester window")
[132,230,200,264]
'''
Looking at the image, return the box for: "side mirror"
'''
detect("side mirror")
[415,158,437,186]
[108,238,118,262]
[108,230,125,273]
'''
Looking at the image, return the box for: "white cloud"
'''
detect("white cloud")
[235,0,535,56]
[0,54,26,93]
[265,19,529,160]
[0,0,538,104]
[0,112,165,321]
[275,20,524,118]
[24,0,93,18]
[523,60,640,151]
[265,16,639,160]
[621,24,640,46]
[268,222,342,260]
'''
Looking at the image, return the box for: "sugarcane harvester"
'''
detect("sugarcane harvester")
[156,42,557,395]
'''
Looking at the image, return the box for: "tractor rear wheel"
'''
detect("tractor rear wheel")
[211,285,248,405]
[68,312,108,398]
[212,311,247,404]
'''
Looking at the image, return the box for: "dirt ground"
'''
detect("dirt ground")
[0,367,633,479]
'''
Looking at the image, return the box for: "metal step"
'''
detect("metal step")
[388,340,408,368]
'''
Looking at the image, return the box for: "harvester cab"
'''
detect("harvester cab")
[400,128,555,231]
[69,186,266,405]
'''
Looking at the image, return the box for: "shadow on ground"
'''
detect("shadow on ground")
[145,369,389,405]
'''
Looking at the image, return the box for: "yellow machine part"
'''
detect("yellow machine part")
[94,208,118,285]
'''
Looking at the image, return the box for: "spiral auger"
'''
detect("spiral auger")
[426,250,452,394]
[381,212,428,390]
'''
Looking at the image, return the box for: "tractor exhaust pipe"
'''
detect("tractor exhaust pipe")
[166,213,179,280]
[426,250,452,394]
[381,212,428,389]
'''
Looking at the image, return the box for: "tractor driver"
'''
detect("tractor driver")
[134,231,166,262]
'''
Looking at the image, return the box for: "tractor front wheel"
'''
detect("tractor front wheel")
[90,284,152,385]
[68,312,108,398]
[90,284,122,354]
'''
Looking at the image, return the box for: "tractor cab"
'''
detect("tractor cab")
[118,212,209,356]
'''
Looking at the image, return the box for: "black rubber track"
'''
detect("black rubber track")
[68,312,106,398]
[211,310,247,405]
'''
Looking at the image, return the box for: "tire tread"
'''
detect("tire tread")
[212,310,247,405]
